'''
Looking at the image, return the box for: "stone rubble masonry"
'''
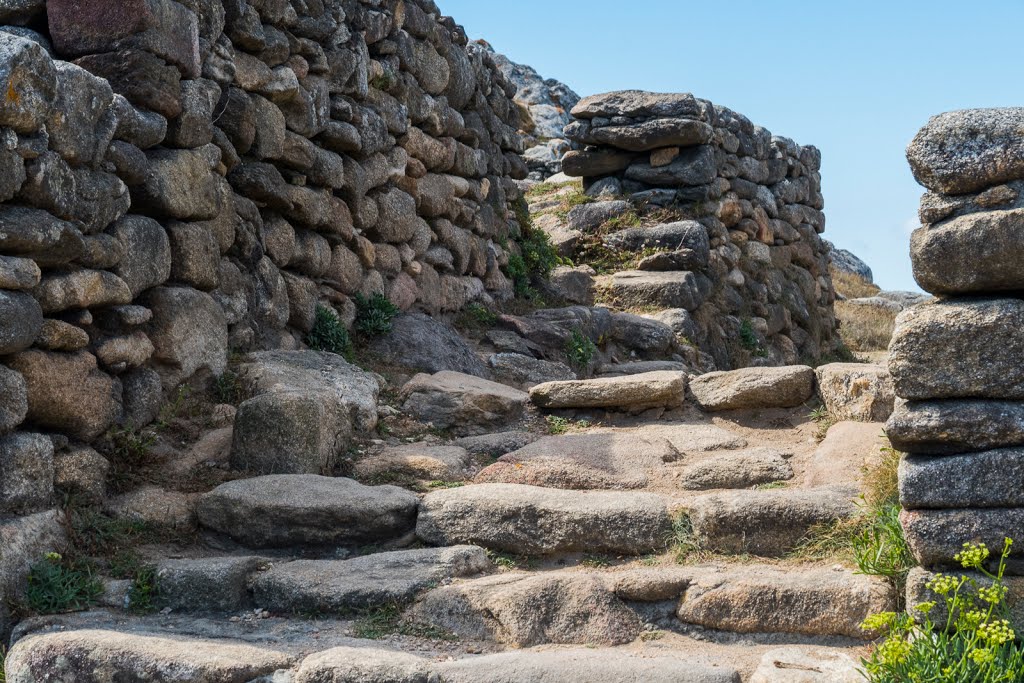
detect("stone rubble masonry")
[561,90,840,369]
[0,0,531,608]
[893,107,1024,573]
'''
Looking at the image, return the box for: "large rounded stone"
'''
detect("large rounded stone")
[911,208,1024,294]
[907,108,1024,195]
[0,432,53,513]
[197,475,419,548]
[0,290,42,355]
[400,371,529,433]
[690,366,815,411]
[107,215,171,297]
[0,33,56,132]
[888,298,1024,400]
[815,363,894,422]
[7,350,120,441]
[145,286,227,389]
[0,365,27,432]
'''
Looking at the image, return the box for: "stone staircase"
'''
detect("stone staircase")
[4,356,896,682]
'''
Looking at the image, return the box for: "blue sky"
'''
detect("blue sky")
[440,0,1023,292]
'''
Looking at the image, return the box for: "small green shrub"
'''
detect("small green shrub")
[508,197,561,298]
[546,415,571,435]
[26,552,103,614]
[463,302,497,327]
[861,539,1024,682]
[354,293,400,337]
[307,305,353,358]
[565,329,597,371]
[738,318,767,357]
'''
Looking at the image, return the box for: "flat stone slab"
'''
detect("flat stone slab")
[889,298,1024,400]
[901,448,1024,509]
[401,371,529,433]
[901,508,1024,571]
[252,546,490,614]
[622,423,747,452]
[296,646,738,683]
[529,371,687,410]
[690,366,814,411]
[412,572,641,647]
[293,646,430,683]
[474,431,679,489]
[416,483,672,556]
[805,421,888,489]
[4,629,292,682]
[688,489,857,556]
[352,444,474,481]
[434,649,738,683]
[673,447,794,490]
[609,270,707,310]
[677,565,895,638]
[886,399,1024,455]
[196,475,418,549]
[815,363,894,422]
[749,647,863,683]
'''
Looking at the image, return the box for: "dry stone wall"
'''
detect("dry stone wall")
[0,0,528,531]
[561,91,839,367]
[889,107,1024,572]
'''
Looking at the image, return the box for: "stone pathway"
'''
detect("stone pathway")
[3,350,898,682]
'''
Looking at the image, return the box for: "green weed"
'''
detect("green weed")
[213,369,244,405]
[307,305,353,358]
[26,552,103,615]
[354,293,400,337]
[565,329,597,371]
[352,604,457,641]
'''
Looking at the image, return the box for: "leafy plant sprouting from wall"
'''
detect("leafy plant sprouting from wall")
[354,293,400,337]
[307,305,353,359]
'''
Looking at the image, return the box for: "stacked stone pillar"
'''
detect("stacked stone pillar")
[888,107,1024,572]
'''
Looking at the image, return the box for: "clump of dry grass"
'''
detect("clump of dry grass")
[831,267,881,299]
[836,300,897,352]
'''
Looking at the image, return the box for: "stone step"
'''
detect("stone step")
[4,626,741,683]
[251,546,491,615]
[473,432,791,492]
[196,474,419,549]
[416,483,672,556]
[410,563,893,647]
[150,547,494,616]
[687,488,858,557]
[689,366,815,411]
[677,565,895,639]
[5,629,294,682]
[529,371,687,411]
